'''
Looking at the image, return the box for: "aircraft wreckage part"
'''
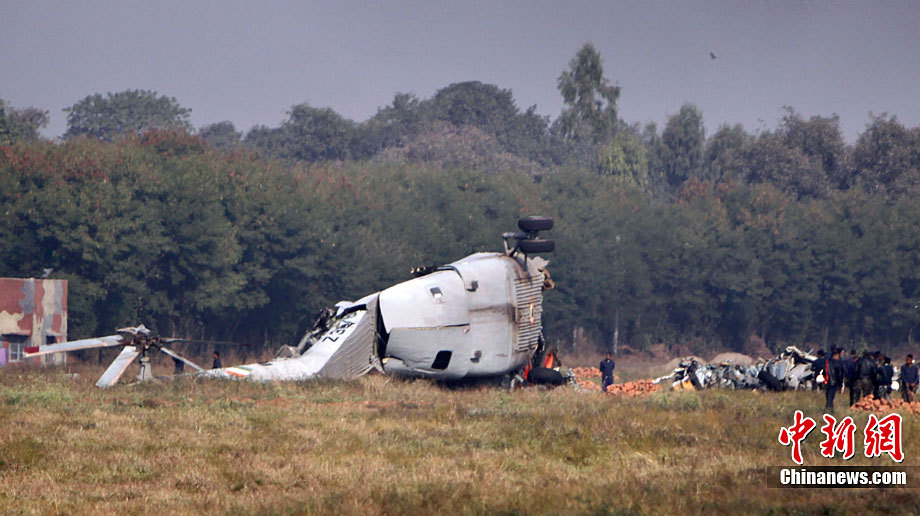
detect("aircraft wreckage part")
[379,252,546,377]
[24,334,125,357]
[96,346,141,388]
[158,347,204,372]
[379,269,470,332]
[206,306,376,382]
[384,326,473,379]
[517,216,554,232]
[517,238,555,254]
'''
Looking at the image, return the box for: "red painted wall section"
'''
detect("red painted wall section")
[0,278,68,364]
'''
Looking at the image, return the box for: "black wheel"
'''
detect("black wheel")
[518,238,554,254]
[528,367,565,386]
[518,216,553,232]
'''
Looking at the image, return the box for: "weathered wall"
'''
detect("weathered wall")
[0,278,68,364]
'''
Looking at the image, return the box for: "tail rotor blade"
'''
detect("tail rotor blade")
[95,346,141,388]
[158,347,204,372]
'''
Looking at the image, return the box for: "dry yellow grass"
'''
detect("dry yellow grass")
[1,363,919,515]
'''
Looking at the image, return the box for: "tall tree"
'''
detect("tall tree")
[64,90,192,141]
[0,98,49,144]
[661,104,705,189]
[704,124,749,182]
[556,43,621,144]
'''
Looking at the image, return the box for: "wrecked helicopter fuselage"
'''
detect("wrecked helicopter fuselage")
[25,217,556,387]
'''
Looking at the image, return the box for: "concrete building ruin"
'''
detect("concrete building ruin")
[0,278,67,366]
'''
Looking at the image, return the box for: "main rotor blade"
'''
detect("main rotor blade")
[24,335,127,358]
[95,346,141,388]
[164,338,249,347]
[158,347,204,372]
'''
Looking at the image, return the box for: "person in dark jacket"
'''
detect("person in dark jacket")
[824,348,846,411]
[212,351,222,369]
[871,352,886,399]
[599,352,615,392]
[902,354,918,403]
[878,356,894,400]
[811,350,826,390]
[844,349,858,405]
[853,351,876,403]
[173,356,185,375]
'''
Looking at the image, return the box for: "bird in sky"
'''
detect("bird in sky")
[710,52,718,60]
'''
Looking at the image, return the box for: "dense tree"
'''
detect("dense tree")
[778,108,848,189]
[556,43,621,144]
[704,124,749,182]
[597,129,648,187]
[660,104,705,189]
[0,98,49,144]
[64,90,192,141]
[199,121,241,150]
[742,131,829,199]
[851,114,920,199]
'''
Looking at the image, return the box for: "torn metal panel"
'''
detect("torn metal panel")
[206,305,376,382]
[384,326,472,379]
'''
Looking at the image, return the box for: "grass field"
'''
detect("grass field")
[1,363,918,515]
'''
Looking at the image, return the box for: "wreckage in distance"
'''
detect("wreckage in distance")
[25,217,556,388]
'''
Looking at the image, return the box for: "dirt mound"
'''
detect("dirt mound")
[709,352,754,367]
[663,356,707,371]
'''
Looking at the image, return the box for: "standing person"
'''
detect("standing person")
[811,350,826,390]
[212,351,222,369]
[872,352,886,399]
[824,348,846,412]
[844,349,858,406]
[880,356,894,400]
[599,352,615,393]
[853,351,876,403]
[901,354,918,403]
[173,356,185,375]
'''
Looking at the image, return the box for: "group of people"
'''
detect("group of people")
[812,348,919,411]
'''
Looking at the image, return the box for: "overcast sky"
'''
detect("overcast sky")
[2,1,918,142]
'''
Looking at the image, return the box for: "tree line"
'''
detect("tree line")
[2,43,920,355]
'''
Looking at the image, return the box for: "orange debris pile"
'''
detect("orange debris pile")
[571,367,661,396]
[604,379,661,396]
[572,367,601,378]
[852,396,920,415]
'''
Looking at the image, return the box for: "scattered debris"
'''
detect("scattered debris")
[654,346,819,391]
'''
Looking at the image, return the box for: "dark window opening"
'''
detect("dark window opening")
[432,351,452,370]
[2,334,28,362]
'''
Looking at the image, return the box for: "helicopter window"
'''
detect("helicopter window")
[432,351,452,370]
[428,286,443,303]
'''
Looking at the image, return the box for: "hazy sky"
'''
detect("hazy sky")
[2,1,918,142]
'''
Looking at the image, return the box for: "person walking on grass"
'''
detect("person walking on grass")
[824,348,846,412]
[599,352,615,393]
[902,354,918,403]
